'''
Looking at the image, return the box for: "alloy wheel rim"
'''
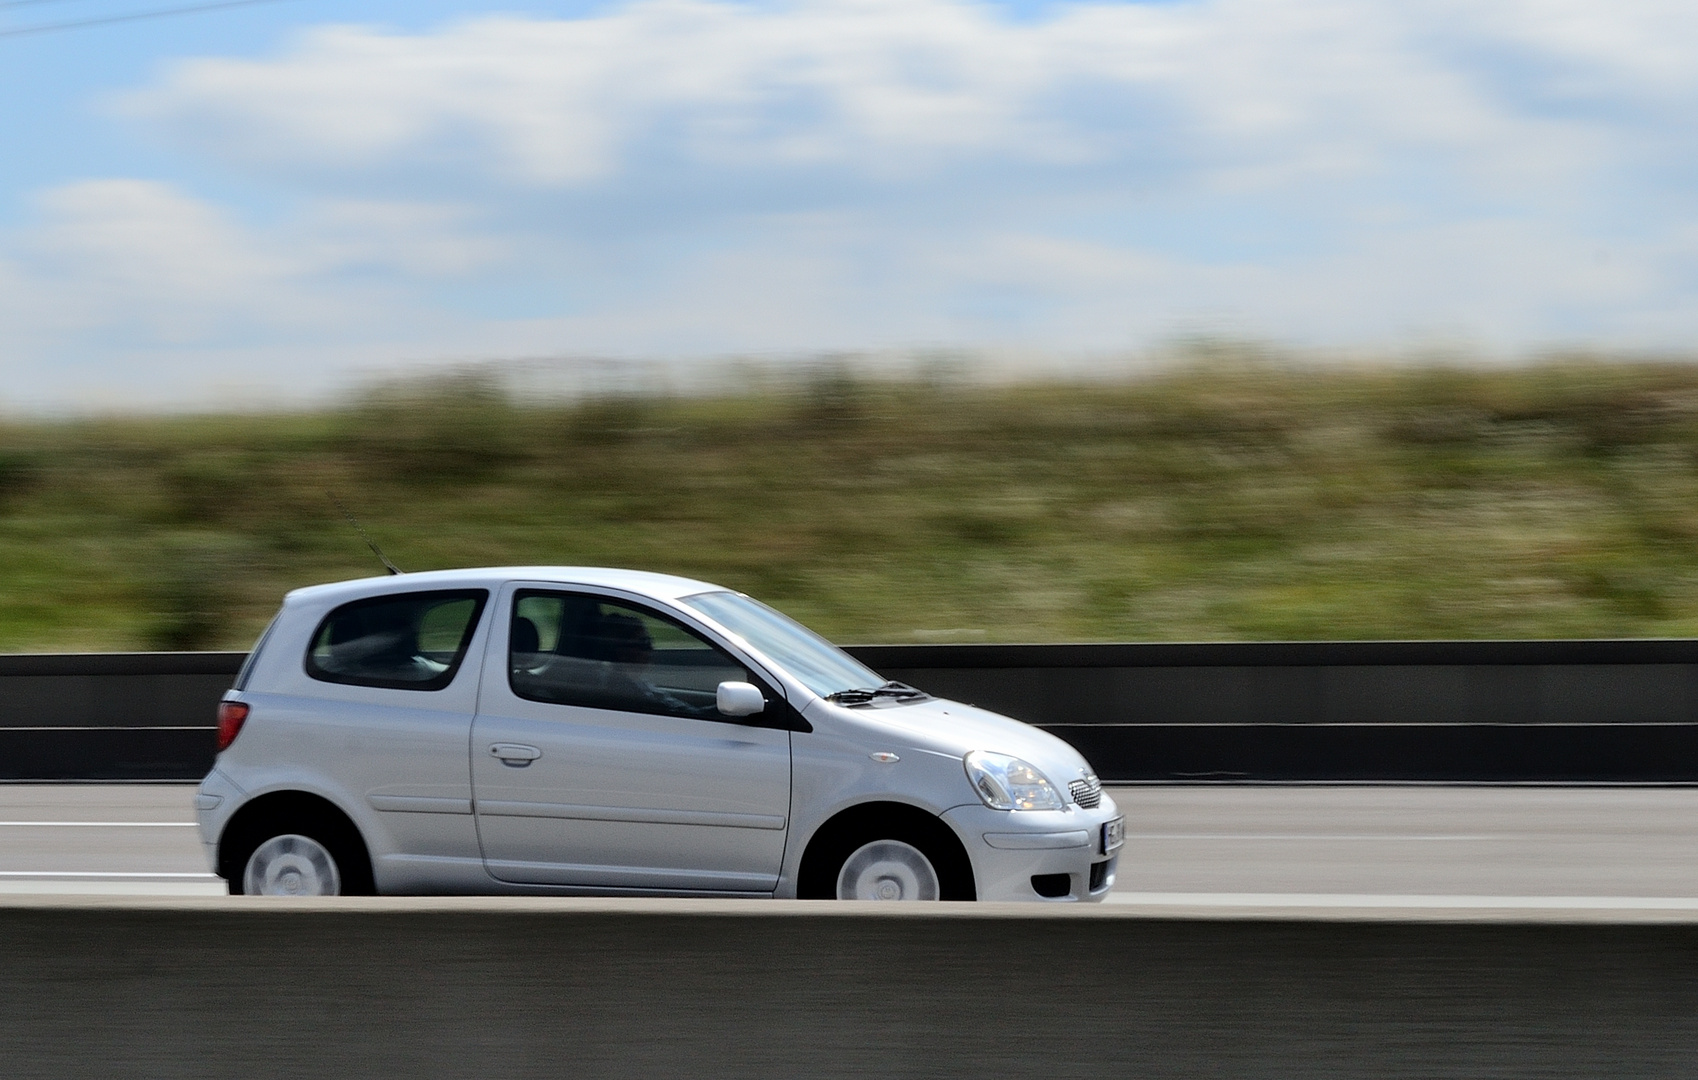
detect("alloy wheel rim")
[244,834,341,896]
[836,839,940,901]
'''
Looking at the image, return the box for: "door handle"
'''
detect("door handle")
[489,743,542,767]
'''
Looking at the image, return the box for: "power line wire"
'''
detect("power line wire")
[0,0,303,37]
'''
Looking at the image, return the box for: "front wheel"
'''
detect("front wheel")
[799,807,976,900]
[836,839,940,901]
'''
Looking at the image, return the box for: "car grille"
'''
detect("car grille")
[1069,775,1101,809]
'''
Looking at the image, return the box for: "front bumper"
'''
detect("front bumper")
[942,795,1121,902]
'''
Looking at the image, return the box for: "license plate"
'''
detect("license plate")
[1102,817,1125,855]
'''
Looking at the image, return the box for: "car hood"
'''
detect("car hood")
[817,694,1096,784]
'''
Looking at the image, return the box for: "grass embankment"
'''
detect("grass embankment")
[4,359,1698,650]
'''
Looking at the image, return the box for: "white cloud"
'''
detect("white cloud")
[1438,0,1698,97]
[17,180,309,340]
[0,181,519,408]
[124,0,1083,184]
[4,0,1698,407]
[298,199,510,277]
[123,0,1679,195]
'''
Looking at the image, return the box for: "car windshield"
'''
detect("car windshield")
[679,590,883,698]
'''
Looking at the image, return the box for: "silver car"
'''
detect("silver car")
[197,567,1123,901]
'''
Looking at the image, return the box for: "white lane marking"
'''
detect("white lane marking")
[0,880,227,896]
[1128,833,1504,841]
[0,726,210,732]
[0,871,219,879]
[0,821,196,828]
[1107,892,1698,909]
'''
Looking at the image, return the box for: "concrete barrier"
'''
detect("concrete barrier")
[2,898,1697,1078]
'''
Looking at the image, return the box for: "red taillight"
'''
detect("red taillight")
[216,701,249,752]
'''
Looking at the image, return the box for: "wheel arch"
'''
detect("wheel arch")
[796,800,976,900]
[217,789,375,893]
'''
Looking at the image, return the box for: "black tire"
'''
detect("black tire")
[798,805,975,901]
[223,802,375,896]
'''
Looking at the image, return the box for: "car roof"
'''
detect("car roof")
[282,566,728,607]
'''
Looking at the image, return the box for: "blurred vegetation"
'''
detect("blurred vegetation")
[11,356,1698,650]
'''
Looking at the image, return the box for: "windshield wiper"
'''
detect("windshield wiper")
[827,681,930,706]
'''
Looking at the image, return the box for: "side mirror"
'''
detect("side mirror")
[716,681,766,717]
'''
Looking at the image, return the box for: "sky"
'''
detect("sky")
[3,0,1698,409]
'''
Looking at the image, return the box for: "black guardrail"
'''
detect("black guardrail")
[858,640,1698,783]
[4,640,1698,782]
[0,652,243,782]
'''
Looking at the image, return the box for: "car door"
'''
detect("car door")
[471,584,793,892]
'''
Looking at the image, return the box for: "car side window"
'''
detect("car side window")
[306,590,489,691]
[509,590,752,721]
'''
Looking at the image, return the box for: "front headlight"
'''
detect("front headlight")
[963,751,1065,811]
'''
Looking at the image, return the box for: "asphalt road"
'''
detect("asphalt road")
[1104,784,1698,910]
[5,784,1698,904]
[0,785,218,894]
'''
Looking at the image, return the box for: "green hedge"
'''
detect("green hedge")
[6,358,1698,649]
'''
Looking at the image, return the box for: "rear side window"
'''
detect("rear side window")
[306,590,488,691]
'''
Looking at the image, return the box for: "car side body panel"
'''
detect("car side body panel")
[208,577,494,893]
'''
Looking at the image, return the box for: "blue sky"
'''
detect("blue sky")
[3,0,1697,408]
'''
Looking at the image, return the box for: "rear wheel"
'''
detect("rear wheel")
[223,802,374,896]
[243,833,341,896]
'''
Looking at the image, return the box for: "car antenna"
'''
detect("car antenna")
[327,492,403,575]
